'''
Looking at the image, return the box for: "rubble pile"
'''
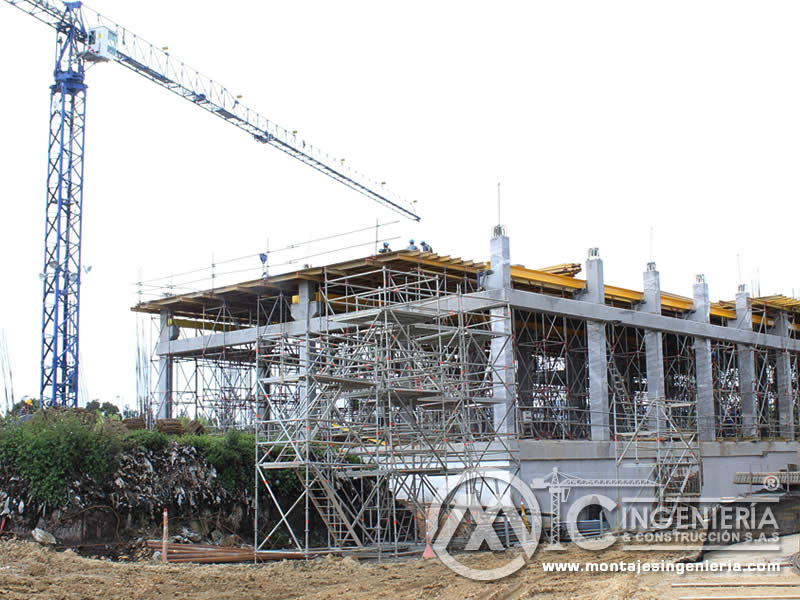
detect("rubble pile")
[0,441,256,542]
[108,444,248,516]
[0,471,27,518]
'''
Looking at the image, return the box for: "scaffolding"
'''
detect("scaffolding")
[514,310,591,440]
[131,246,800,548]
[170,350,258,428]
[712,339,741,438]
[611,326,701,520]
[607,324,648,435]
[254,267,518,553]
[136,295,263,429]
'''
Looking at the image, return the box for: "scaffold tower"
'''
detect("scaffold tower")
[254,267,518,553]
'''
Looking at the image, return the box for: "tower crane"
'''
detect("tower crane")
[3,0,420,408]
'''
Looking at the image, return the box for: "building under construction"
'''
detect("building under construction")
[133,227,800,554]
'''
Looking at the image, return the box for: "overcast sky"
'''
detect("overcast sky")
[0,1,798,408]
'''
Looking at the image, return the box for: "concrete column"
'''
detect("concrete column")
[585,248,610,441]
[642,263,665,432]
[487,228,515,435]
[291,281,318,435]
[770,311,794,439]
[729,287,757,438]
[487,227,511,290]
[689,275,716,442]
[156,310,174,420]
[290,280,319,322]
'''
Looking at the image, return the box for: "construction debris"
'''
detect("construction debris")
[122,417,146,431]
[108,444,233,516]
[184,419,205,436]
[32,528,56,545]
[145,541,254,563]
[143,540,329,563]
[0,440,257,544]
[155,419,184,435]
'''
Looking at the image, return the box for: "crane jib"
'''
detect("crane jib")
[114,51,420,221]
[6,0,420,221]
[3,0,421,407]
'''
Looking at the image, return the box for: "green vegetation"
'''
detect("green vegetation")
[85,400,120,419]
[0,410,298,507]
[182,429,258,494]
[124,428,170,453]
[0,412,120,505]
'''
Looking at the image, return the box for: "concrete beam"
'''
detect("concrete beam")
[155,293,506,356]
[155,287,800,358]
[496,289,800,352]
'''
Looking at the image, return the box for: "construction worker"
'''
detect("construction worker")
[19,397,33,420]
[421,241,433,253]
[378,242,391,254]
[407,239,418,250]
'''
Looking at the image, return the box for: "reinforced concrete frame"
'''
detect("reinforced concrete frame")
[133,229,800,550]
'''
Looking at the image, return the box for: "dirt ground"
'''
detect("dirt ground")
[0,539,798,600]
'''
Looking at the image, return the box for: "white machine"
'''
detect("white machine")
[86,26,117,61]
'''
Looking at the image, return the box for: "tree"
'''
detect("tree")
[86,400,120,418]
[99,402,119,418]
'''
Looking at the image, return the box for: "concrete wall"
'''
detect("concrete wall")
[700,441,798,498]
[518,439,799,530]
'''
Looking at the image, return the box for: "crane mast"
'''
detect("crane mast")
[4,0,420,407]
[41,1,86,406]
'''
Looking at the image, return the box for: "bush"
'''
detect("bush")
[180,429,257,494]
[0,413,121,506]
[0,410,299,507]
[124,428,169,453]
